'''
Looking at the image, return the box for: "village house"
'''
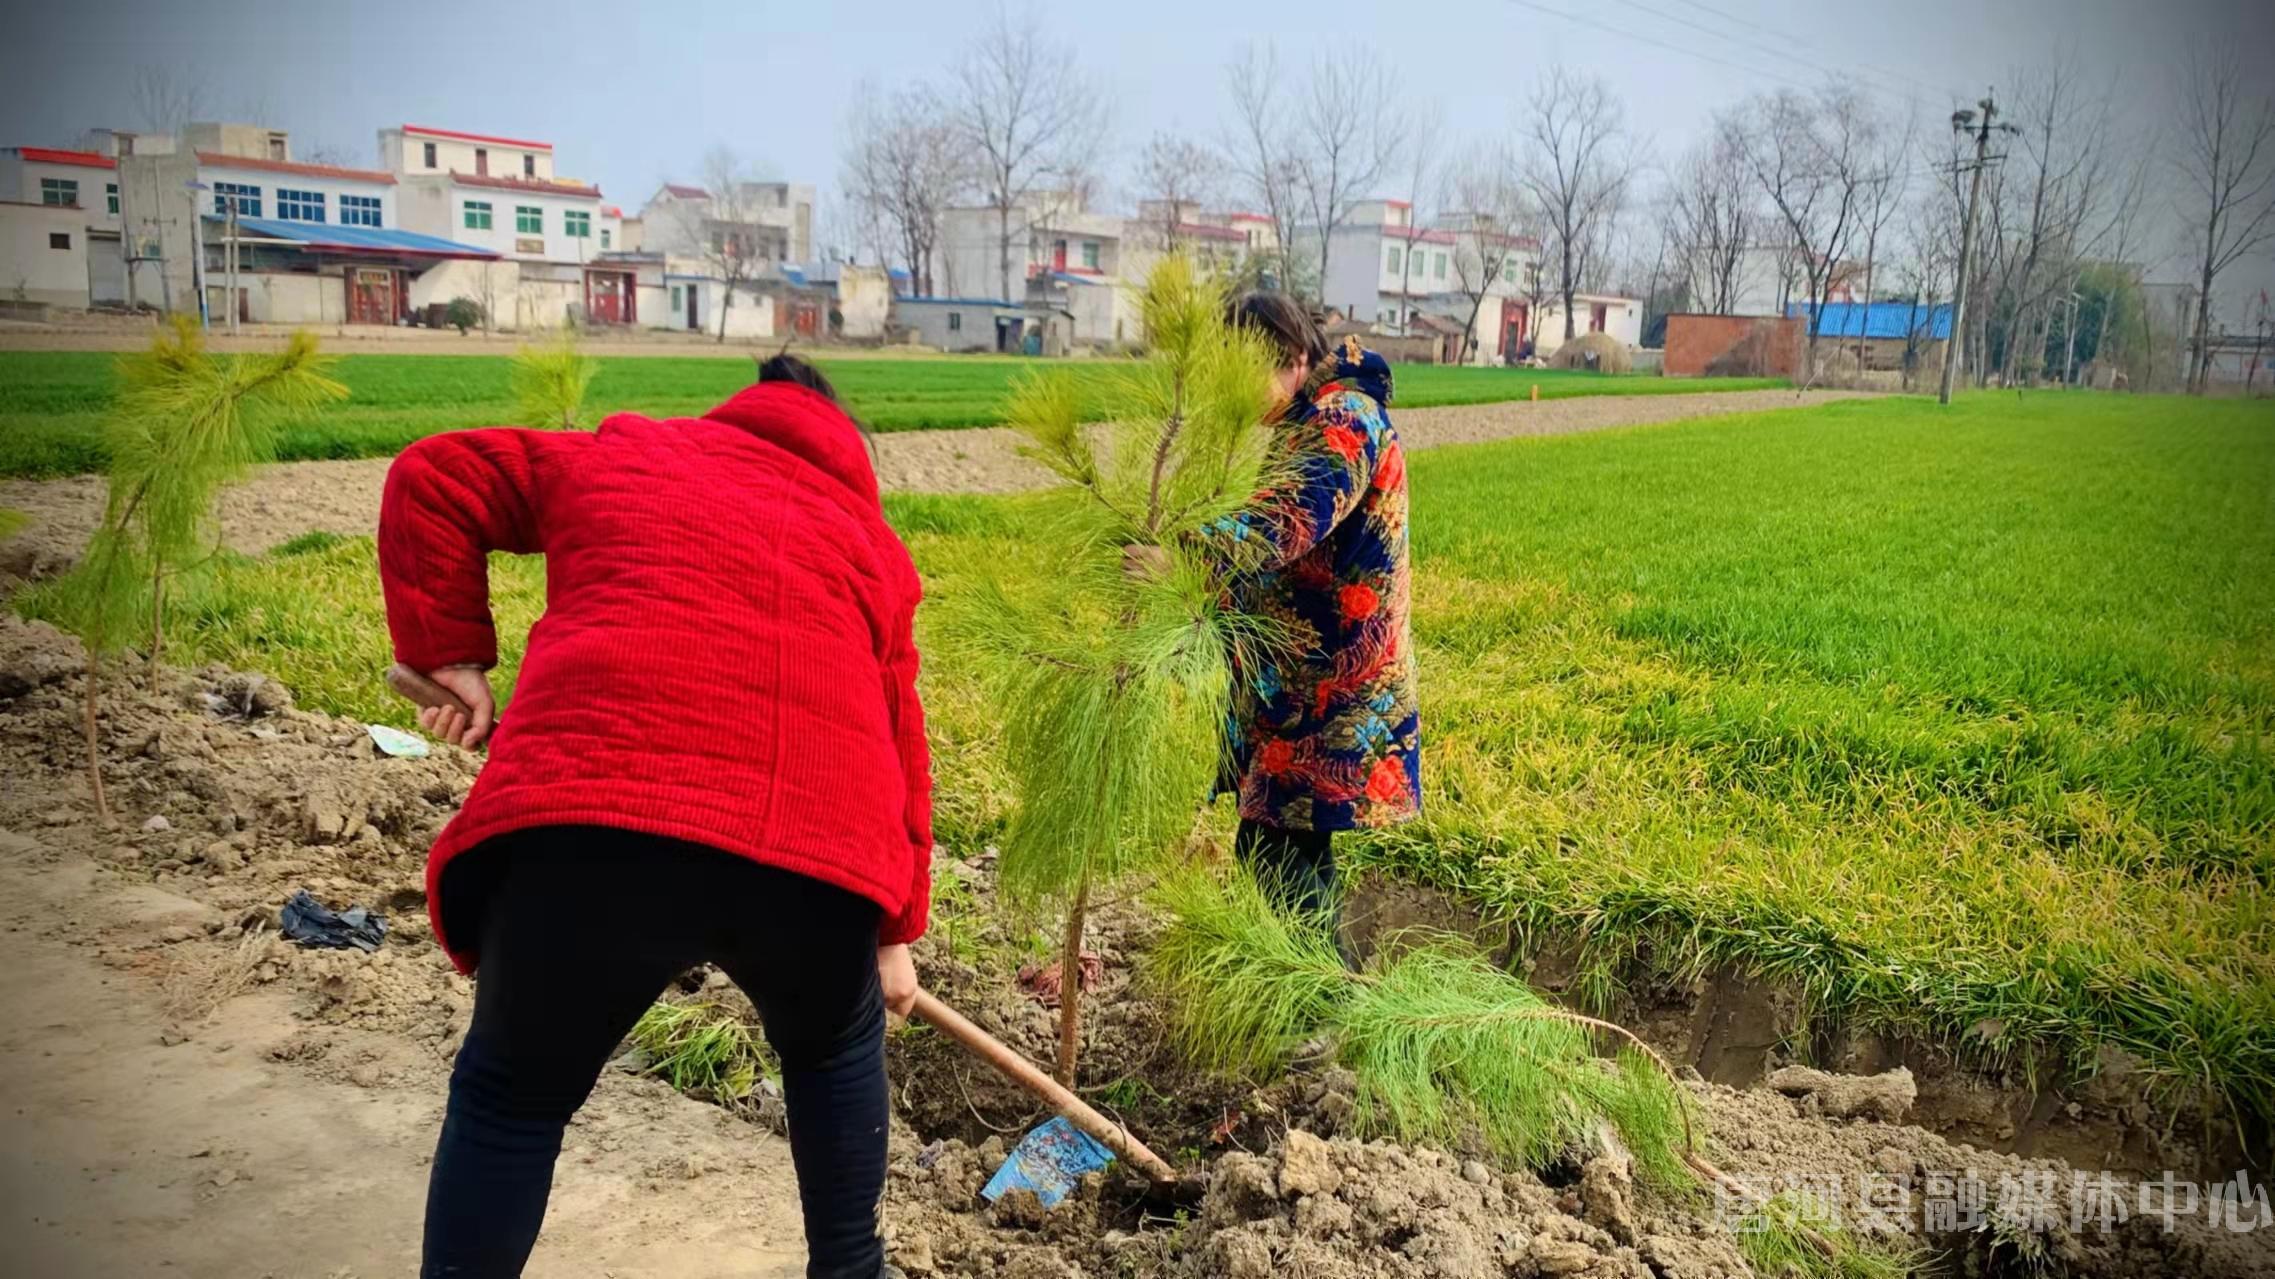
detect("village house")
[633,179,818,339]
[932,191,1143,349]
[381,124,635,328]
[0,145,120,309]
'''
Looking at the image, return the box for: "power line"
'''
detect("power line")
[1505,0,1931,124]
[1674,0,1962,104]
[1617,0,1935,109]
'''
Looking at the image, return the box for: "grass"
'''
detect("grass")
[20,388,2269,1132]
[627,999,775,1102]
[0,349,1783,478]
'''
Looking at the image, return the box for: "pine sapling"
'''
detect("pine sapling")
[47,318,345,822]
[510,327,598,430]
[951,254,1285,1084]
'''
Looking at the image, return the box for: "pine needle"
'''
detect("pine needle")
[510,327,597,430]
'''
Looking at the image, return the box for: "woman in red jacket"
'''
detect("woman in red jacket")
[379,355,928,1279]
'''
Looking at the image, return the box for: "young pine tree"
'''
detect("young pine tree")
[510,327,598,430]
[953,255,1287,1085]
[47,318,345,822]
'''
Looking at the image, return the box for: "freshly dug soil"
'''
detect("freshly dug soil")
[1,614,2264,1278]
[0,390,1870,558]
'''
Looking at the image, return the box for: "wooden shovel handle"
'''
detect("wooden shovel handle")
[911,989,1176,1185]
[386,663,468,713]
[384,663,492,750]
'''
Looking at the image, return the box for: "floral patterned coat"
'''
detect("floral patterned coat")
[1197,339,1421,832]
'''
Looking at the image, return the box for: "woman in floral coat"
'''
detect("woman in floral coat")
[1198,294,1421,929]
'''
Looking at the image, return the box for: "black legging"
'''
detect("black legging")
[1235,818,1337,917]
[420,826,889,1279]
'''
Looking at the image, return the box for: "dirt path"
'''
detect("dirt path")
[0,826,809,1277]
[0,389,1871,564]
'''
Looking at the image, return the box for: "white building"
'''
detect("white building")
[0,146,121,307]
[1306,200,1465,333]
[638,180,814,266]
[932,192,1144,349]
[381,123,636,328]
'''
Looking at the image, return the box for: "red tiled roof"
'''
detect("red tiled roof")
[662,183,709,199]
[1224,211,1271,223]
[403,124,552,151]
[1383,225,1457,245]
[197,151,395,184]
[602,205,623,217]
[1175,222,1248,242]
[12,147,115,170]
[450,171,602,198]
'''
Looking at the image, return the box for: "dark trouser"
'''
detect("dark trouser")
[1234,818,1338,921]
[420,826,888,1279]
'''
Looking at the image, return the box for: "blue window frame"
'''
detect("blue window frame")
[277,188,325,222]
[340,194,382,227]
[213,182,261,218]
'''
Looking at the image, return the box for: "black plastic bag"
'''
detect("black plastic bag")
[279,890,388,952]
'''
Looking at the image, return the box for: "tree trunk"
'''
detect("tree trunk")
[84,649,110,825]
[2191,266,2216,394]
[716,281,731,345]
[999,202,1013,305]
[149,560,164,668]
[1054,876,1090,1087]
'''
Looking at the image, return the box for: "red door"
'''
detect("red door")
[1050,239,1067,272]
[1590,303,1608,333]
[587,272,624,324]
[1502,305,1529,361]
[348,268,394,325]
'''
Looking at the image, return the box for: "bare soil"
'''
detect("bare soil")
[1,614,2266,1276]
[0,390,1869,564]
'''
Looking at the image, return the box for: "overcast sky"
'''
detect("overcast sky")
[5,0,2270,316]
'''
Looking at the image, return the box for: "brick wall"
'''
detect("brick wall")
[1664,314,1803,378]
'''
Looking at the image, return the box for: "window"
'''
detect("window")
[1080,241,1099,270]
[1433,252,1447,280]
[564,210,591,238]
[106,183,119,215]
[213,182,261,217]
[522,153,535,177]
[463,200,493,230]
[600,228,611,249]
[422,141,437,168]
[277,188,325,222]
[39,177,78,206]
[1386,245,1402,274]
[341,194,382,227]
[516,205,543,234]
[1501,257,1517,283]
[474,147,489,176]
[670,285,683,310]
[49,232,71,250]
[947,312,963,332]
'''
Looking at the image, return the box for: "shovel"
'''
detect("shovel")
[379,661,1176,1187]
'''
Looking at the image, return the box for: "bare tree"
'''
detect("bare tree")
[132,66,206,135]
[1223,45,1309,296]
[667,148,776,344]
[1849,115,1914,369]
[1665,125,1755,315]
[844,85,967,297]
[1524,66,1633,342]
[1290,50,1404,300]
[1728,86,1878,381]
[1443,146,1530,364]
[2173,44,2275,393]
[1133,132,1225,252]
[951,8,1104,304]
[1390,102,1445,334]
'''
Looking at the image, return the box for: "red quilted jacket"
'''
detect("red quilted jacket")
[378,382,932,972]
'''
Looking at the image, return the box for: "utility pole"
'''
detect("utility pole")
[1938,93,2015,406]
[2062,290,2081,387]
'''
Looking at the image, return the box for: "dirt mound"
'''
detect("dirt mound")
[1548,333,1632,373]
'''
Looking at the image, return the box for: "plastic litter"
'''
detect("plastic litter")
[278,890,389,952]
[980,1116,1115,1208]
[366,723,430,758]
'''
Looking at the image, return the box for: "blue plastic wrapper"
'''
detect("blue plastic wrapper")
[980,1117,1115,1208]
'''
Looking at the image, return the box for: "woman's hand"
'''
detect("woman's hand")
[876,943,918,1018]
[418,666,496,749]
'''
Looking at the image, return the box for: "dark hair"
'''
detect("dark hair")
[756,351,841,404]
[1226,290,1328,370]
